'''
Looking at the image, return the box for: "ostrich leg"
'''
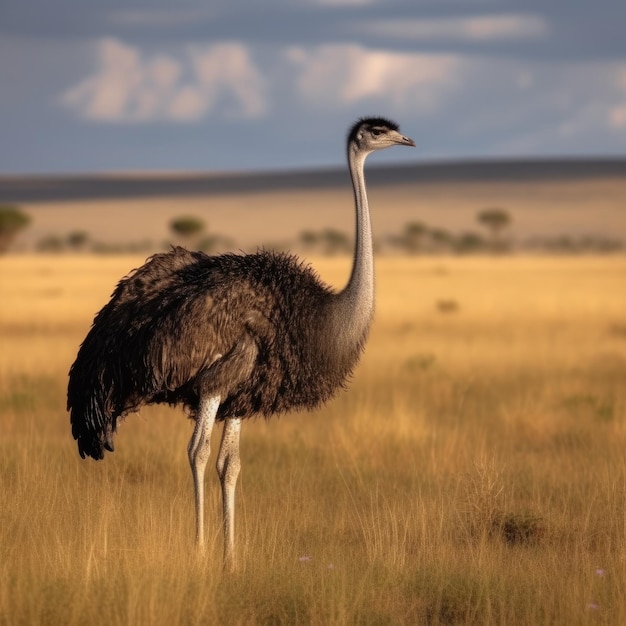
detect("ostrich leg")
[188,395,220,550]
[216,417,242,572]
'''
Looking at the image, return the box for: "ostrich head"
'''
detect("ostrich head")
[347,117,416,156]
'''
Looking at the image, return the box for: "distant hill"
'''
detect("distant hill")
[1,158,625,204]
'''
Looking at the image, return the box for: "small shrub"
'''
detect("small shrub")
[36,235,65,253]
[299,230,319,248]
[492,513,544,546]
[297,228,351,255]
[462,459,505,540]
[66,231,89,250]
[436,299,459,314]
[560,394,615,423]
[609,323,626,338]
[404,353,437,371]
[453,232,486,254]
[198,234,234,253]
[462,461,544,546]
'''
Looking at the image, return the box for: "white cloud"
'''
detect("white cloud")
[608,67,626,129]
[61,39,266,123]
[58,37,626,156]
[191,44,266,118]
[554,63,626,135]
[167,86,207,121]
[458,59,626,154]
[610,106,626,128]
[62,38,143,121]
[356,14,548,42]
[287,44,462,112]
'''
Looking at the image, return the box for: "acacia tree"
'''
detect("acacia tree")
[0,205,31,253]
[477,208,512,251]
[169,215,205,247]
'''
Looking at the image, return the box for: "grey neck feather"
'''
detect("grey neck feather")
[328,142,374,349]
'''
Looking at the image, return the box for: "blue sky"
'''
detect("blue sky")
[1,0,626,174]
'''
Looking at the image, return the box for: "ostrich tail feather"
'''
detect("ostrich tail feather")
[68,345,119,461]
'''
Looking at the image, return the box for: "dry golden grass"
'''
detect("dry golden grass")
[1,254,625,625]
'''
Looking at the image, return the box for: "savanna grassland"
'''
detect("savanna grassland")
[1,254,625,625]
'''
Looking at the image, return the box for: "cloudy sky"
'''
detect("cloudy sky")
[1,0,625,174]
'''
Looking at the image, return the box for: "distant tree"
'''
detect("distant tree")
[66,230,89,251]
[298,228,351,254]
[403,221,428,253]
[169,216,206,242]
[429,227,454,252]
[320,228,351,255]
[477,208,512,251]
[299,230,320,249]
[454,231,485,254]
[0,205,31,253]
[388,221,429,254]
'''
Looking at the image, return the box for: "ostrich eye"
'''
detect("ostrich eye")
[371,128,383,136]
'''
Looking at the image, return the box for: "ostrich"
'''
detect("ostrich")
[67,117,415,571]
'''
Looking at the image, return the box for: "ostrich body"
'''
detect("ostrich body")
[67,118,415,570]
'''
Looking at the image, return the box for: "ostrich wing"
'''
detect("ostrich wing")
[69,248,271,418]
[105,248,276,405]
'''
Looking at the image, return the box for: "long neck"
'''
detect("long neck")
[328,144,374,349]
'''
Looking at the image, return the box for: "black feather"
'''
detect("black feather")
[67,247,367,460]
[347,117,400,143]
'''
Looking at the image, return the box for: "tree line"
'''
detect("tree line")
[0,204,623,255]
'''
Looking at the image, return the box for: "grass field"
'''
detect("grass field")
[1,254,625,625]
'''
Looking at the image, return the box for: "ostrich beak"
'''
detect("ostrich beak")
[389,130,416,147]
